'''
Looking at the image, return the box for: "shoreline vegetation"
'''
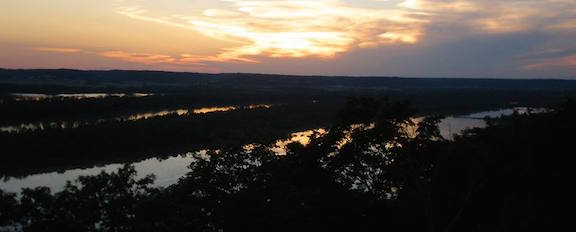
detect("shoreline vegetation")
[1,97,571,231]
[1,69,575,231]
[0,94,550,178]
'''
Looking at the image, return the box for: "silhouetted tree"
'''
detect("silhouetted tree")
[2,98,573,231]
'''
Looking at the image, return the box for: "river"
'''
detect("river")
[0,107,543,194]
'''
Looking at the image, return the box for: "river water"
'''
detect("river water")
[0,107,542,194]
[0,104,273,133]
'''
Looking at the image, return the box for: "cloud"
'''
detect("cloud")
[397,0,477,12]
[21,0,563,77]
[524,55,576,70]
[116,0,575,65]
[99,51,177,65]
[117,1,427,62]
[32,47,82,53]
[31,48,204,67]
[404,0,576,34]
[98,50,256,66]
[92,50,222,72]
[522,48,576,74]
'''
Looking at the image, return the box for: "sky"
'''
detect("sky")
[0,0,575,78]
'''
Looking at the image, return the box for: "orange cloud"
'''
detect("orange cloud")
[117,1,427,62]
[99,51,177,65]
[98,50,254,66]
[398,0,478,12]
[113,0,576,72]
[32,47,82,53]
[523,55,576,71]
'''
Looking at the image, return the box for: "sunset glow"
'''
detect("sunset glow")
[1,0,575,77]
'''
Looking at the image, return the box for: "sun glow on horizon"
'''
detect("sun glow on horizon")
[0,0,575,77]
[115,0,427,63]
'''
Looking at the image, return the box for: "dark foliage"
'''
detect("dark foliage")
[1,98,572,231]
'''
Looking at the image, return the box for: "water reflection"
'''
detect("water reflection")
[1,126,322,193]
[0,109,190,133]
[193,104,272,114]
[0,104,274,133]
[1,128,321,193]
[246,104,273,110]
[271,129,327,155]
[0,154,197,194]
[126,109,189,121]
[466,107,547,118]
[437,117,486,139]
[0,122,80,133]
[0,107,545,194]
[10,93,154,101]
[437,107,546,139]
[193,106,236,114]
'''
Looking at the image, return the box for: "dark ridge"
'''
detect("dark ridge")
[1,68,576,93]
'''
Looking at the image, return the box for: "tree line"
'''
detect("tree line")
[1,97,571,231]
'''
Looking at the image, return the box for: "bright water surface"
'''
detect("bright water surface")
[0,104,273,133]
[10,93,153,101]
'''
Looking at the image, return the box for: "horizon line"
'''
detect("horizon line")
[0,67,574,81]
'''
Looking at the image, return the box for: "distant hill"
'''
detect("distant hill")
[1,68,576,93]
